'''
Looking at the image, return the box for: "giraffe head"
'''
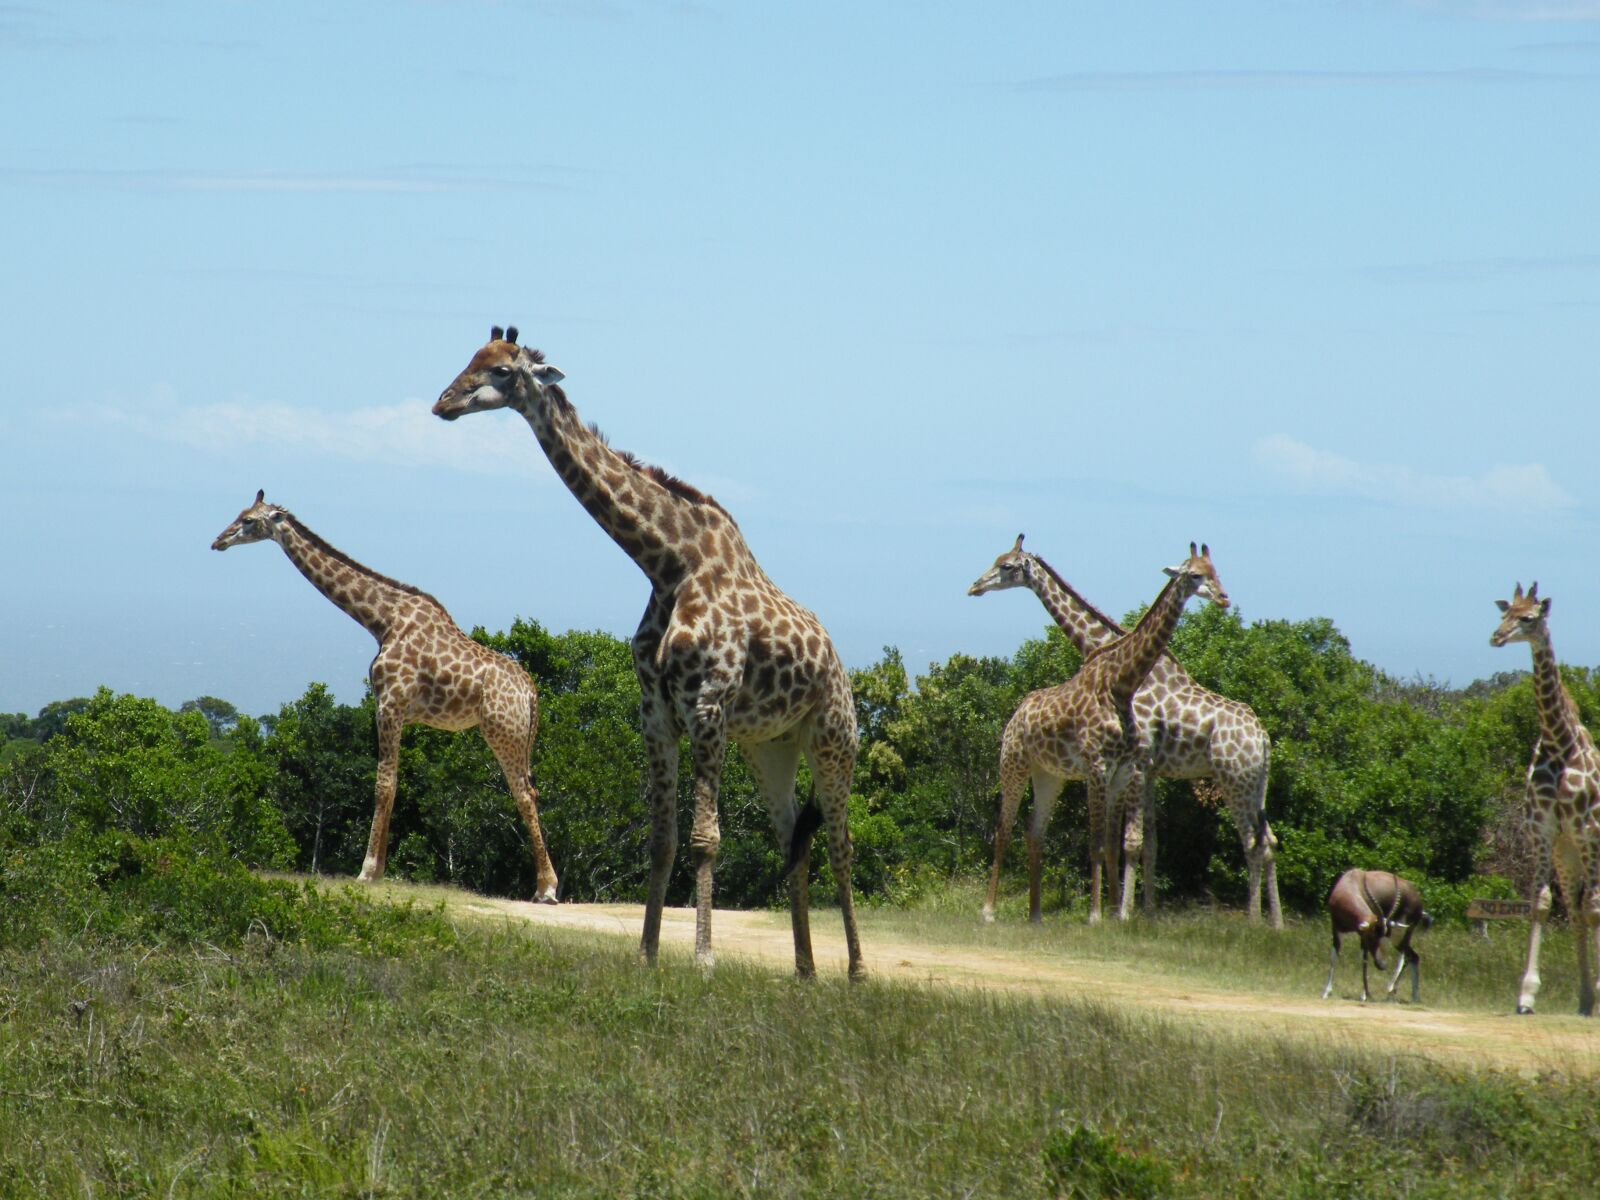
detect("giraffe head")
[211,489,288,551]
[433,325,567,422]
[967,534,1032,596]
[1491,581,1550,647]
[1162,542,1229,609]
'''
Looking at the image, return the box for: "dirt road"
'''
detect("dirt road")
[446,895,1600,1077]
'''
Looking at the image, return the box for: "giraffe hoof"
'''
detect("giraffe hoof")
[536,887,559,905]
[1516,1005,1534,1015]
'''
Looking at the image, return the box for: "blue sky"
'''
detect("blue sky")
[2,0,1597,716]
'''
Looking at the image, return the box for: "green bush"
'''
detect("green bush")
[0,829,453,954]
[1041,1125,1173,1199]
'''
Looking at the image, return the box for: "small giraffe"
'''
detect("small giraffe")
[986,543,1229,923]
[211,490,558,901]
[1491,581,1600,1015]
[969,535,1281,925]
[434,327,864,979]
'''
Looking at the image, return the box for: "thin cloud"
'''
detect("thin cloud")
[1013,66,1577,91]
[1254,434,1576,512]
[81,392,546,480]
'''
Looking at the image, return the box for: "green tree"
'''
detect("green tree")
[263,683,375,874]
[40,688,291,865]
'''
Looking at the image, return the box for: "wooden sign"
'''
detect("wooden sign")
[1467,898,1532,920]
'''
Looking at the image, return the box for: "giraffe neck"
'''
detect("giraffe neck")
[1093,575,1193,702]
[513,390,720,593]
[1528,633,1585,759]
[273,514,421,642]
[1025,555,1123,655]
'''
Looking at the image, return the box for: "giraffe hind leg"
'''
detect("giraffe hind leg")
[741,739,814,978]
[483,712,559,904]
[358,706,405,883]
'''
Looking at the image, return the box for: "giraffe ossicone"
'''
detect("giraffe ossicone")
[434,326,865,980]
[211,490,559,902]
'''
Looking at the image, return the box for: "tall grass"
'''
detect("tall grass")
[4,897,1600,1197]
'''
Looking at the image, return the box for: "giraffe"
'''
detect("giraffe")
[1490,581,1600,1015]
[433,326,864,979]
[969,535,1282,926]
[211,490,559,901]
[984,543,1229,923]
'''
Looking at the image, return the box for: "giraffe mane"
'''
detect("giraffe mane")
[276,508,444,608]
[1028,554,1127,637]
[579,419,728,514]
[519,345,726,514]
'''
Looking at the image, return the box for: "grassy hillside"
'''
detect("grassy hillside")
[3,864,1598,1196]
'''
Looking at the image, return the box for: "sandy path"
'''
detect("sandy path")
[442,895,1600,1077]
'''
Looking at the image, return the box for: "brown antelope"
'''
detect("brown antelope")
[1322,868,1430,1003]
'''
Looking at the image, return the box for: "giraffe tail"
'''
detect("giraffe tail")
[785,789,823,877]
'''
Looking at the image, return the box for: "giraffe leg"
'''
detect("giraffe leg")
[483,714,558,904]
[637,711,680,969]
[358,706,404,882]
[740,739,813,978]
[1086,777,1106,924]
[1578,886,1599,1018]
[805,675,864,980]
[1116,772,1144,921]
[984,738,1029,923]
[686,696,728,973]
[1025,770,1063,925]
[1139,774,1157,917]
[812,745,865,981]
[1517,877,1553,1014]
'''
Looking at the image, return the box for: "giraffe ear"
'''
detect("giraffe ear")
[530,362,565,385]
[1540,597,1552,617]
[1495,599,1510,613]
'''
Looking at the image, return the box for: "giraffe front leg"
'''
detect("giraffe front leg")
[985,758,1028,924]
[1518,880,1553,1014]
[1139,774,1157,917]
[687,697,728,974]
[1116,771,1144,921]
[638,716,680,968]
[1025,770,1062,925]
[358,708,404,882]
[1578,886,1600,1018]
[1086,777,1106,924]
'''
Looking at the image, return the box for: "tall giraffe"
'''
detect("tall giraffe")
[969,535,1282,926]
[986,544,1229,922]
[1491,581,1600,1015]
[433,327,864,979]
[211,491,558,901]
